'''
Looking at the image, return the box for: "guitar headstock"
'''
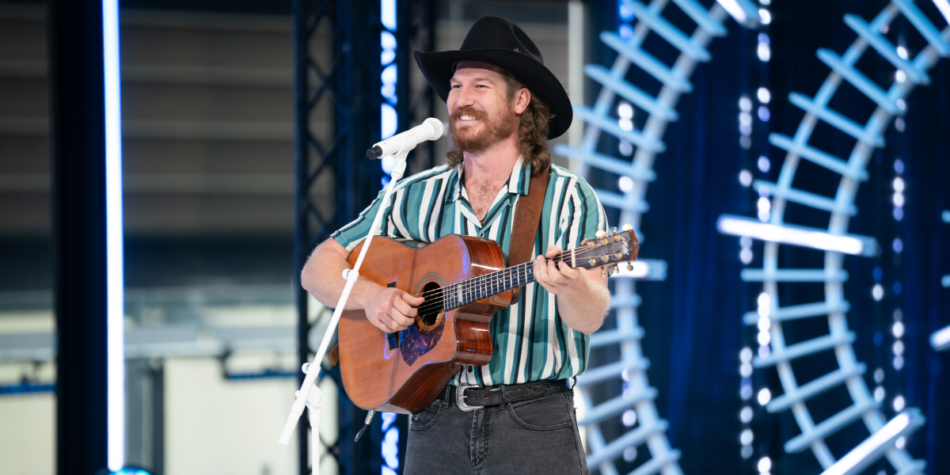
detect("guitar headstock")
[575,225,640,275]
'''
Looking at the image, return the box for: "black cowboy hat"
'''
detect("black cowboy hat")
[413,16,572,140]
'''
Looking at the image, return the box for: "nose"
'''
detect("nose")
[453,84,476,109]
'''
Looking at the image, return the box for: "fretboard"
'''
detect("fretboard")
[440,254,567,311]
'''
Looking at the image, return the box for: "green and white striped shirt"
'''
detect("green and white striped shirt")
[331,157,608,386]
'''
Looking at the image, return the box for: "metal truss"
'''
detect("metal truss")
[717,2,950,473]
[292,0,386,473]
[403,0,439,173]
[555,1,760,474]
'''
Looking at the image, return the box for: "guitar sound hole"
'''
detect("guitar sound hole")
[418,281,443,328]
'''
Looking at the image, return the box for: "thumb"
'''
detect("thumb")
[404,292,425,306]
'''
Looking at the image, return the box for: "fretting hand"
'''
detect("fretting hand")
[534,245,586,295]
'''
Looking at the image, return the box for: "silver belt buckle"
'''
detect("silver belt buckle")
[456,384,483,412]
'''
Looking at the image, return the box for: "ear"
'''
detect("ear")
[512,88,530,115]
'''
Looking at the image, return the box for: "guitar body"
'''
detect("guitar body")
[338,234,513,414]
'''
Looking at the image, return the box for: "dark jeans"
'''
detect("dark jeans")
[405,385,590,475]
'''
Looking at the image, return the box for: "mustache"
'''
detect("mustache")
[450,106,488,123]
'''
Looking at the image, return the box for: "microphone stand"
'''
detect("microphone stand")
[278,143,412,475]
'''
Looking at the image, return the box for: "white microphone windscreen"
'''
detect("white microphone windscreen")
[423,117,444,140]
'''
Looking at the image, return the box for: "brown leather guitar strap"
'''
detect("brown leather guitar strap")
[507,168,549,305]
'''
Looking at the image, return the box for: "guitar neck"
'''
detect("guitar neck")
[441,251,569,311]
[435,229,638,312]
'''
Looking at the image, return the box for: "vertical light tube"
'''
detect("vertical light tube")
[380,3,400,471]
[380,0,399,188]
[103,0,125,470]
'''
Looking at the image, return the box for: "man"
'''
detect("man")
[302,16,610,474]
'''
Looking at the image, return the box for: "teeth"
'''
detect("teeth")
[460,115,476,121]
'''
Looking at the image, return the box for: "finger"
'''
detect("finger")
[404,293,426,306]
[534,257,561,293]
[547,259,566,282]
[377,313,401,333]
[534,255,549,282]
[389,308,415,327]
[392,297,418,318]
[557,261,579,280]
[545,245,562,258]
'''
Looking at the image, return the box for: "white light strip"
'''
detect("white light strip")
[609,259,667,280]
[716,0,748,23]
[934,0,950,27]
[103,0,125,471]
[612,261,651,278]
[820,411,917,475]
[717,215,878,256]
[942,210,950,223]
[932,325,950,351]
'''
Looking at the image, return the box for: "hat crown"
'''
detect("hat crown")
[458,16,544,66]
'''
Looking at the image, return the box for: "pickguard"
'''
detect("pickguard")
[400,272,447,365]
[399,319,444,365]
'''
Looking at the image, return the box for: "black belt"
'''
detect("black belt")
[450,379,571,411]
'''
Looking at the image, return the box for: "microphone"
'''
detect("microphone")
[367,117,444,159]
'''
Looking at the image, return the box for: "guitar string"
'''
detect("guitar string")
[410,242,630,314]
[409,244,585,301]
[410,243,597,305]
[412,241,626,311]
[414,262,539,314]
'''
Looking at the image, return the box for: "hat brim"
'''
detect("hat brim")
[414,49,573,140]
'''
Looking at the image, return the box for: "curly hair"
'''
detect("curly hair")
[446,73,552,176]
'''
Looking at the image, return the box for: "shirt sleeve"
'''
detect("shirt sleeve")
[331,187,408,252]
[560,175,609,251]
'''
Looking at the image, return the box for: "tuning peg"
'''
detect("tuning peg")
[595,230,607,239]
[601,266,606,279]
[612,227,618,236]
[626,262,634,271]
[588,258,597,266]
[612,263,619,274]
[621,224,633,232]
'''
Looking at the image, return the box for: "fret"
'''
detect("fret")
[443,251,582,311]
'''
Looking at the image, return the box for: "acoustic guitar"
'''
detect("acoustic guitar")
[336,226,639,414]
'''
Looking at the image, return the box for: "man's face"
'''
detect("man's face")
[447,61,521,153]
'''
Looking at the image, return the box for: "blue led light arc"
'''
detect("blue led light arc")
[555,1,760,473]
[717,2,949,472]
[934,211,950,351]
[103,0,125,471]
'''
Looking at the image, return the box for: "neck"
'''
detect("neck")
[461,133,521,182]
[440,248,573,310]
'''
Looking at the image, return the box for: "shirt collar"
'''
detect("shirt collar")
[450,156,530,203]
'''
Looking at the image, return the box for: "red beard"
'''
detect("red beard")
[449,105,519,153]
